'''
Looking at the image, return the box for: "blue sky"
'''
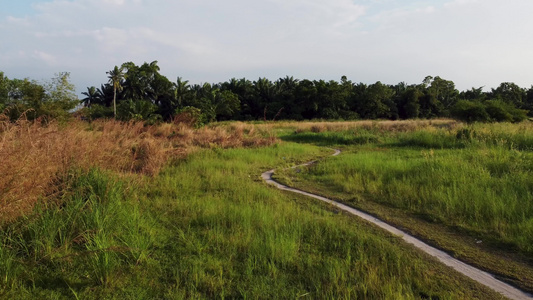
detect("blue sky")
[0,1,37,18]
[1,0,532,96]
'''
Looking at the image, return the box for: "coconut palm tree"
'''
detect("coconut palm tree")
[106,66,124,118]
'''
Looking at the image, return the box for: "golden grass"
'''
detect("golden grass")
[261,119,460,133]
[0,116,276,222]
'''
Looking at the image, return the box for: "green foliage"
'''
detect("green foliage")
[117,99,161,123]
[485,100,514,122]
[83,104,114,120]
[107,66,125,118]
[81,86,101,107]
[425,76,458,114]
[174,106,208,128]
[451,100,489,123]
[398,88,421,119]
[491,82,526,107]
[0,72,78,122]
[80,63,533,124]
[355,81,395,119]
[452,99,529,123]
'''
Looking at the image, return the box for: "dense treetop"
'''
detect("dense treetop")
[2,61,532,124]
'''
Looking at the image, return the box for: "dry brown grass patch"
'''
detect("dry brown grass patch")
[0,117,276,222]
[260,119,460,133]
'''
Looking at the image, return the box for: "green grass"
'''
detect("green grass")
[275,122,533,292]
[0,169,157,298]
[0,141,500,299]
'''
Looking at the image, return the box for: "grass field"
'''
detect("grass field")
[0,118,520,298]
[274,120,533,292]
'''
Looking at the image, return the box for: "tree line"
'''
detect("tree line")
[2,61,532,124]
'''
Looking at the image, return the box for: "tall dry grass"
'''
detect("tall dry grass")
[0,116,275,222]
[262,119,460,133]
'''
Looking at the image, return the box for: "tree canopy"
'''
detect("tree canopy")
[2,62,532,124]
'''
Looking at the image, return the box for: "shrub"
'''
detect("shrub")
[484,100,528,123]
[484,100,514,122]
[173,106,207,128]
[451,100,489,123]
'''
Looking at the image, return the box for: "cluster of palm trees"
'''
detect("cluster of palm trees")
[81,61,533,123]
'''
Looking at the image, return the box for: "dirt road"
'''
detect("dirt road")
[261,149,532,300]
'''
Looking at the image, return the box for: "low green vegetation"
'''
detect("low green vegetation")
[0,140,500,299]
[275,121,533,292]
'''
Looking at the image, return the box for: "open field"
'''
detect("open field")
[273,120,533,293]
[0,118,526,298]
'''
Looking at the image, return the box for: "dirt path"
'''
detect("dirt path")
[261,149,532,300]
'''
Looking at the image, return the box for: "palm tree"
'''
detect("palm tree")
[174,77,190,107]
[106,66,124,118]
[81,86,100,107]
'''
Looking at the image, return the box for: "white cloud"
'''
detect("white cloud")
[444,0,479,7]
[6,16,31,26]
[0,0,532,93]
[32,50,58,65]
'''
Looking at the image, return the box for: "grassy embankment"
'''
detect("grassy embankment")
[0,117,502,298]
[273,120,533,293]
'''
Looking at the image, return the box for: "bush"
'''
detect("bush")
[485,100,528,123]
[485,100,513,122]
[117,100,161,123]
[452,100,529,123]
[83,104,113,120]
[173,106,207,128]
[451,100,489,123]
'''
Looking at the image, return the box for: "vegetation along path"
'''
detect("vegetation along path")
[261,148,533,300]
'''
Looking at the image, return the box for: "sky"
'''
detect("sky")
[1,0,532,96]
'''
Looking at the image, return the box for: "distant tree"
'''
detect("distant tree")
[421,76,458,117]
[151,72,174,120]
[40,72,78,121]
[0,72,76,121]
[397,87,421,119]
[0,72,9,112]
[81,86,100,107]
[97,84,114,107]
[221,77,255,120]
[460,87,486,101]
[196,83,240,121]
[272,76,299,120]
[1,77,37,120]
[117,99,160,123]
[294,79,318,119]
[174,77,190,107]
[107,66,125,118]
[524,86,533,116]
[356,81,394,119]
[254,78,275,120]
[490,82,526,108]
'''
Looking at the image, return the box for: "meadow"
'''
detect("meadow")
[0,117,518,298]
[274,120,533,293]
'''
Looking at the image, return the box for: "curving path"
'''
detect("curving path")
[261,149,532,300]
